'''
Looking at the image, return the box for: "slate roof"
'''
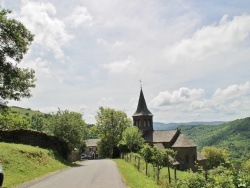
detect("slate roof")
[197,152,207,161]
[86,139,100,147]
[171,134,197,147]
[153,142,165,149]
[133,89,153,116]
[143,130,178,143]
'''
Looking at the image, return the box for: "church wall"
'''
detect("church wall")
[172,147,197,170]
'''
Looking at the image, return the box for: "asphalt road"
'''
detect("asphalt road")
[20,159,126,188]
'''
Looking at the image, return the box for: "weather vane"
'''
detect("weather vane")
[139,79,142,89]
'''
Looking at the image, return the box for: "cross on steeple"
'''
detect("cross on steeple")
[139,79,142,89]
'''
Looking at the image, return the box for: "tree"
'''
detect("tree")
[0,109,30,130]
[95,107,131,158]
[201,146,230,169]
[140,144,154,176]
[46,109,87,150]
[118,126,144,153]
[0,7,35,102]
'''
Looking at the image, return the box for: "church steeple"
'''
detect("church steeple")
[133,88,153,134]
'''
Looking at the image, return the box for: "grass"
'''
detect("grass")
[0,142,70,188]
[114,159,161,188]
[9,106,44,119]
[115,154,189,188]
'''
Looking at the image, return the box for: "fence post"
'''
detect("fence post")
[138,157,140,171]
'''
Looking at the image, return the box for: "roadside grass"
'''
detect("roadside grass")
[0,142,70,188]
[114,159,161,188]
[115,154,189,187]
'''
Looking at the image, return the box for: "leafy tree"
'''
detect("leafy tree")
[96,107,131,158]
[118,126,144,153]
[201,146,230,169]
[46,109,87,150]
[0,109,30,130]
[30,114,46,131]
[0,7,35,102]
[140,144,154,176]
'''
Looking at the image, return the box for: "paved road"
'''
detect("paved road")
[20,159,126,188]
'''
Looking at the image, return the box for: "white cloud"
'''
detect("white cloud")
[103,56,139,74]
[151,87,204,107]
[18,1,73,58]
[66,6,93,27]
[20,58,50,76]
[213,81,250,101]
[163,14,250,64]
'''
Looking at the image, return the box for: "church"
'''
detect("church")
[132,88,207,170]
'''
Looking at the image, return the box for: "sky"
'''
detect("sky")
[2,0,250,124]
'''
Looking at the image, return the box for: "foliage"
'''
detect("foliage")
[0,109,30,130]
[179,117,250,161]
[0,142,69,188]
[0,7,35,102]
[95,107,131,158]
[176,170,206,188]
[46,109,87,150]
[201,146,230,169]
[118,126,144,153]
[140,144,154,164]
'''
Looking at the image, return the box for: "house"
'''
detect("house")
[83,139,100,159]
[133,88,207,170]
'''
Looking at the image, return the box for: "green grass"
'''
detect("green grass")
[114,159,161,188]
[115,154,189,188]
[0,142,70,188]
[9,106,45,119]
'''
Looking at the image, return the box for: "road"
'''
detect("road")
[20,159,126,188]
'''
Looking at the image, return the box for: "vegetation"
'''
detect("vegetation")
[0,7,35,103]
[45,109,87,150]
[0,142,69,188]
[95,107,131,158]
[114,159,161,188]
[179,117,250,161]
[118,126,145,153]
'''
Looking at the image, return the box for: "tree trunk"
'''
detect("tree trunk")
[167,161,171,184]
[146,162,148,176]
[157,166,160,184]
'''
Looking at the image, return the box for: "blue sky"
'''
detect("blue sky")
[2,0,250,124]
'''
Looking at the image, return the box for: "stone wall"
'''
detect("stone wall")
[0,129,70,160]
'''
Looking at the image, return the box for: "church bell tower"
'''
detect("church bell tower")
[132,88,153,134]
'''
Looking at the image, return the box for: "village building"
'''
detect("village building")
[83,139,100,159]
[133,88,207,170]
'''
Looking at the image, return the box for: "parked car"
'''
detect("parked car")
[81,154,87,159]
[0,165,4,188]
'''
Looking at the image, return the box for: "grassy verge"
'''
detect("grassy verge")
[114,159,161,188]
[0,142,70,188]
[115,154,189,187]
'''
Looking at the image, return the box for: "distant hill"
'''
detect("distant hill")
[178,117,250,160]
[153,121,225,130]
[9,106,45,119]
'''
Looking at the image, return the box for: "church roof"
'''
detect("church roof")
[171,134,197,147]
[197,152,207,161]
[133,89,153,116]
[143,130,178,143]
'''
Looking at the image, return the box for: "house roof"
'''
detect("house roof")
[171,134,197,147]
[197,152,207,161]
[153,142,165,149]
[143,130,178,143]
[86,139,100,147]
[133,89,153,117]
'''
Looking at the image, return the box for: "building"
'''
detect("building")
[83,139,100,159]
[133,88,206,170]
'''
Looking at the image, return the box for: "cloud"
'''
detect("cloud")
[163,14,250,64]
[66,6,93,27]
[19,58,50,76]
[213,81,250,101]
[18,1,73,58]
[103,56,139,74]
[151,87,204,107]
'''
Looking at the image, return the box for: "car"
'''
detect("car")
[81,154,87,159]
[0,165,4,188]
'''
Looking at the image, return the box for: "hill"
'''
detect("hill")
[178,117,250,160]
[0,142,69,188]
[9,106,45,119]
[153,121,225,130]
